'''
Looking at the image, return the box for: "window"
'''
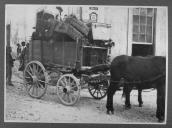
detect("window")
[132,8,156,43]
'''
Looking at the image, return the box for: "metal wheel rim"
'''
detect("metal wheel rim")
[57,74,80,106]
[24,61,48,99]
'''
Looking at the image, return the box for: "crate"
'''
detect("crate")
[92,23,111,40]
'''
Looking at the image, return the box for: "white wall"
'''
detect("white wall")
[81,6,129,60]
[155,7,168,56]
[104,7,129,60]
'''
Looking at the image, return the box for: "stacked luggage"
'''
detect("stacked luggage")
[54,15,90,40]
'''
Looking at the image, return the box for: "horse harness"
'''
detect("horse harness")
[111,73,165,85]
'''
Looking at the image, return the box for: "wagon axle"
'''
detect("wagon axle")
[63,86,72,93]
[32,75,39,84]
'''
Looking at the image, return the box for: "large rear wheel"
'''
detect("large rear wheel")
[24,61,48,99]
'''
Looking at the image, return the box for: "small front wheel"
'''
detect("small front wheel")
[56,74,80,106]
[88,80,108,100]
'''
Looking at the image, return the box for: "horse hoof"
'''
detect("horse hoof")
[106,110,114,115]
[139,102,143,107]
[158,119,164,123]
[158,116,164,123]
[139,104,142,107]
[125,105,131,110]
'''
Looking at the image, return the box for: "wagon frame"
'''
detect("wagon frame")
[22,10,113,106]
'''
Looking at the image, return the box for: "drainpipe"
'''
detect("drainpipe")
[126,8,129,55]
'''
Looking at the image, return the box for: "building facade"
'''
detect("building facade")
[67,6,167,59]
[6,5,167,59]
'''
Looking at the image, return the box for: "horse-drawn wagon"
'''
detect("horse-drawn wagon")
[21,10,114,106]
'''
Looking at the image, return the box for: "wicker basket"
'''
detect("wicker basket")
[65,17,89,36]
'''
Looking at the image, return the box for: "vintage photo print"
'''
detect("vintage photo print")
[4,4,168,124]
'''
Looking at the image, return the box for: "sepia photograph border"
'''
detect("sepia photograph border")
[0,0,172,128]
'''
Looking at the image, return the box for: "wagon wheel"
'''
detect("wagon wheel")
[56,74,80,106]
[88,80,109,99]
[24,61,48,99]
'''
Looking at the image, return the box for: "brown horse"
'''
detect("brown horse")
[106,55,166,122]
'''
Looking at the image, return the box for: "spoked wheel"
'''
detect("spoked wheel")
[88,80,109,99]
[56,74,80,106]
[24,61,48,99]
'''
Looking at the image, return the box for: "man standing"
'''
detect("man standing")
[6,46,15,86]
[16,43,21,59]
[19,41,26,71]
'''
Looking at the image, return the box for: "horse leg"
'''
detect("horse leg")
[138,88,143,107]
[156,83,165,122]
[124,85,133,109]
[106,81,118,114]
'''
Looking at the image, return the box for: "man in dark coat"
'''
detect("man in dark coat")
[6,46,15,86]
[19,41,26,71]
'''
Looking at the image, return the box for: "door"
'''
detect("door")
[128,8,156,56]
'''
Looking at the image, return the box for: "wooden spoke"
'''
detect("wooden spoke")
[35,64,38,72]
[68,94,73,103]
[70,86,77,91]
[97,91,99,98]
[64,77,68,85]
[28,65,34,75]
[37,79,46,83]
[59,79,66,87]
[99,91,103,97]
[33,64,37,75]
[38,82,44,89]
[35,84,39,96]
[25,76,32,79]
[62,93,67,101]
[26,70,33,77]
[92,89,96,95]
